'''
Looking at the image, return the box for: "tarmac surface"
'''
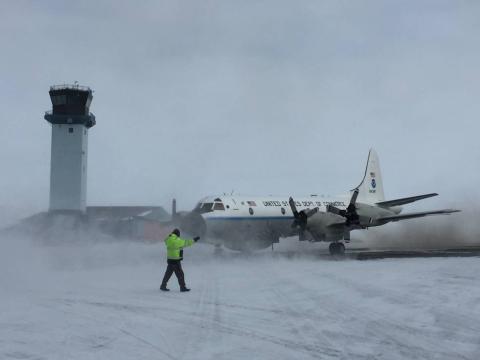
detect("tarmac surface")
[352,246,480,260]
[2,236,480,359]
[0,233,480,360]
[268,244,480,261]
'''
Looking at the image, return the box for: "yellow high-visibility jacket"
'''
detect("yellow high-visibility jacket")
[165,233,194,260]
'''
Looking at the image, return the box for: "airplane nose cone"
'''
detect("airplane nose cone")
[179,212,207,238]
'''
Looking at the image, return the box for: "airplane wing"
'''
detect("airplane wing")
[376,193,438,207]
[377,209,460,222]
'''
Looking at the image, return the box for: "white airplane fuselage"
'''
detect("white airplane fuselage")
[196,194,350,249]
[176,149,459,253]
[186,193,398,251]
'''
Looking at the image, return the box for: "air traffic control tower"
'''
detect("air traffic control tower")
[44,84,96,213]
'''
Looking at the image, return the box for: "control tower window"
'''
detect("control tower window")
[213,203,225,211]
[67,95,81,105]
[52,95,66,105]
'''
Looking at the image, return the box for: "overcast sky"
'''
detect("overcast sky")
[1,0,479,214]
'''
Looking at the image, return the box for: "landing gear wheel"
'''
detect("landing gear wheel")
[329,242,336,255]
[329,242,346,256]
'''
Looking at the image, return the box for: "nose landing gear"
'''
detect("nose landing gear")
[329,242,345,256]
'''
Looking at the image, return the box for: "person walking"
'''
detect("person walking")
[160,228,199,292]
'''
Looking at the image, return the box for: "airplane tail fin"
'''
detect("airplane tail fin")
[353,149,385,204]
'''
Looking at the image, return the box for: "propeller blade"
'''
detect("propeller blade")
[288,197,299,218]
[326,204,342,215]
[304,207,319,218]
[350,188,359,206]
[345,188,360,226]
[327,205,348,218]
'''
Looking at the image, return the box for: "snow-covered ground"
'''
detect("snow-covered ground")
[1,236,479,360]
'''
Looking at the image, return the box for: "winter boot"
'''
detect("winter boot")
[160,286,170,291]
[180,287,191,292]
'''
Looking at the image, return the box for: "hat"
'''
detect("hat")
[172,228,180,236]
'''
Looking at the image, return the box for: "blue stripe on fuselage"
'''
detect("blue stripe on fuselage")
[205,216,294,221]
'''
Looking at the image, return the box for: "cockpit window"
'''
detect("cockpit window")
[213,203,225,211]
[194,202,214,214]
[201,203,213,211]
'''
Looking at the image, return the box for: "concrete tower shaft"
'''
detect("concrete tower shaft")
[44,84,96,213]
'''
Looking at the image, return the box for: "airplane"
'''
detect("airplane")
[173,149,460,255]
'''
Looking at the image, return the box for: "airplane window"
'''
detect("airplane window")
[202,203,213,210]
[281,207,286,215]
[249,207,254,215]
[226,205,230,209]
[213,203,225,211]
[195,203,213,214]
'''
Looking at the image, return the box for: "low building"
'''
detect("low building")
[87,206,172,241]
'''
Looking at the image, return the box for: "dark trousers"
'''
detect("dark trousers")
[161,259,186,288]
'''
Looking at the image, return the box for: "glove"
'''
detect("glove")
[193,236,200,242]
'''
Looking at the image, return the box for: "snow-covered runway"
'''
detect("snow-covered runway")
[1,238,479,359]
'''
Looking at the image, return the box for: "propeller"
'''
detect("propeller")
[345,188,360,226]
[327,188,360,226]
[288,197,319,240]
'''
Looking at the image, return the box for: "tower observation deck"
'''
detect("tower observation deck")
[44,84,96,127]
[44,84,96,213]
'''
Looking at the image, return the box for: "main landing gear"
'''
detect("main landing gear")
[329,242,345,256]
